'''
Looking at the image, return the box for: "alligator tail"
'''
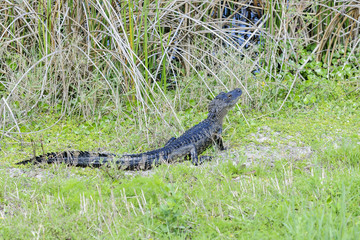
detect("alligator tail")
[15,151,117,167]
[16,150,164,170]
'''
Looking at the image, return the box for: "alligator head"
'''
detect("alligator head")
[208,88,242,122]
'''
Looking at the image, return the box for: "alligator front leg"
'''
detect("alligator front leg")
[215,135,226,151]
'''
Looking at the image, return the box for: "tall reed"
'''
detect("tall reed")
[0,0,358,137]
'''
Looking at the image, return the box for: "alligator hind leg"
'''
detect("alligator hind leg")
[189,145,213,165]
[199,155,213,164]
[189,144,200,166]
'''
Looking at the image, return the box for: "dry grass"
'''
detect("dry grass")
[0,0,359,139]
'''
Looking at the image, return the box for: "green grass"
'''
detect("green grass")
[1,99,360,239]
[1,1,359,238]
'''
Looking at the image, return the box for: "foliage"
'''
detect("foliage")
[0,0,359,139]
[252,44,360,110]
[0,0,359,238]
[0,0,255,128]
[263,0,359,64]
[0,1,359,238]
[1,99,360,239]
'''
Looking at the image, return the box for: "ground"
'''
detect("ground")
[0,99,360,239]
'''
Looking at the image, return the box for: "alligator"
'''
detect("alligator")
[16,88,242,170]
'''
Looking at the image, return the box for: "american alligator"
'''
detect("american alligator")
[16,88,242,170]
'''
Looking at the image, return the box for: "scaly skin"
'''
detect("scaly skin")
[16,88,242,170]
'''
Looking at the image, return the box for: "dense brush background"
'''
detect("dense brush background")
[1,0,358,138]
